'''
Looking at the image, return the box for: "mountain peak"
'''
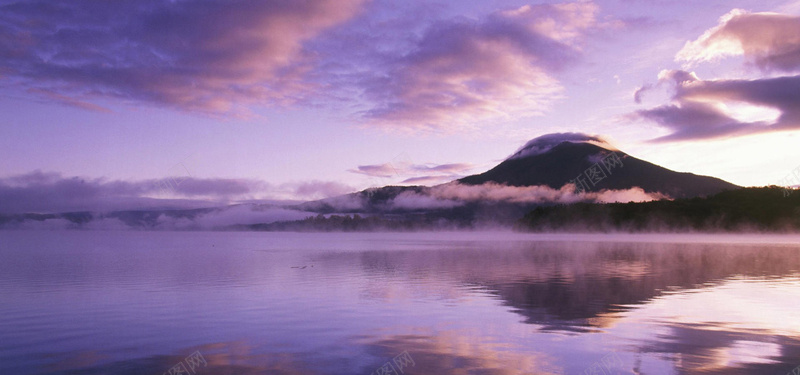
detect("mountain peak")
[459,131,739,198]
[508,133,617,160]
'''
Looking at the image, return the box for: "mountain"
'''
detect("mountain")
[459,133,739,198]
[300,133,740,217]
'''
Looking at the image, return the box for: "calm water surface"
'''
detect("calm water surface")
[1,231,800,375]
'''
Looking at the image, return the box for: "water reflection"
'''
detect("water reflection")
[323,239,800,373]
[347,241,800,328]
[1,232,800,374]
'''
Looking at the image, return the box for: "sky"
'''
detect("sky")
[2,0,800,210]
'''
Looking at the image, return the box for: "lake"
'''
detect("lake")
[1,231,800,375]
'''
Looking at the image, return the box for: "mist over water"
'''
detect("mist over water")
[1,231,799,375]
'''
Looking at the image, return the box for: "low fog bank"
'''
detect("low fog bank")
[0,204,316,231]
[1,185,797,234]
[517,187,800,234]
[242,183,668,232]
[0,170,342,214]
[302,182,664,212]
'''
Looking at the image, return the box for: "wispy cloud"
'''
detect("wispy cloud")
[0,0,606,132]
[676,9,800,72]
[633,70,800,142]
[399,175,458,185]
[355,3,597,130]
[350,164,401,179]
[0,0,366,114]
[349,162,475,185]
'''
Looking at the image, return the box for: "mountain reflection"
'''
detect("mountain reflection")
[350,241,800,331]
[335,239,800,374]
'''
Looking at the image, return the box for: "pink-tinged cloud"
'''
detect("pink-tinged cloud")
[677,9,800,72]
[314,182,665,212]
[507,132,617,159]
[0,0,602,127]
[400,175,459,185]
[635,9,800,142]
[421,182,663,204]
[353,2,599,130]
[26,88,112,113]
[350,162,475,184]
[412,163,475,174]
[633,70,800,142]
[349,164,399,178]
[0,0,366,114]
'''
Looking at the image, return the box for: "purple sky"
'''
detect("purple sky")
[2,0,800,210]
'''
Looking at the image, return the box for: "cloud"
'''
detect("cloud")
[507,132,617,160]
[27,88,113,113]
[314,182,666,212]
[633,70,800,142]
[350,162,475,185]
[324,2,599,131]
[368,183,664,213]
[632,9,800,142]
[152,205,314,230]
[0,0,366,114]
[349,164,399,178]
[0,205,315,230]
[420,182,664,205]
[676,9,800,72]
[399,163,476,186]
[388,190,463,210]
[0,0,605,130]
[0,170,352,213]
[400,175,461,185]
[0,171,257,213]
[412,163,474,174]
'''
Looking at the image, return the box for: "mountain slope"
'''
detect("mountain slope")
[459,137,739,198]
